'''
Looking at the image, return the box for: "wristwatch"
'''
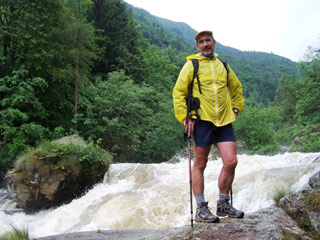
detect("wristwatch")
[233,108,239,114]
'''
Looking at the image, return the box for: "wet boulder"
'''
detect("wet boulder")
[5,135,112,213]
[280,170,320,235]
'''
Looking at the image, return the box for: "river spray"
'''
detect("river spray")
[0,152,319,239]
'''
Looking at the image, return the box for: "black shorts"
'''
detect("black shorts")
[193,120,236,147]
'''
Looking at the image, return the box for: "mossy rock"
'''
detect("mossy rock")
[11,172,27,183]
[6,135,112,213]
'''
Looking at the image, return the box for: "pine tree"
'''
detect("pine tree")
[295,59,320,125]
[87,0,145,82]
[275,75,301,123]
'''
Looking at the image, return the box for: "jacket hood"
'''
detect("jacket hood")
[186,52,219,61]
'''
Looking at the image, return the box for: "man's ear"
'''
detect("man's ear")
[213,39,216,48]
[195,43,200,51]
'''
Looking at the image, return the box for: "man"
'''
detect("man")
[173,30,245,223]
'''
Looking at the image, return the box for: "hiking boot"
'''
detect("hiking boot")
[216,199,244,218]
[195,202,220,223]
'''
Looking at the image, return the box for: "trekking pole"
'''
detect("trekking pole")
[187,123,194,228]
[230,187,233,207]
[185,75,194,228]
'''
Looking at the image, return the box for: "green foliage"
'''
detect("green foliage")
[142,44,179,89]
[275,74,301,123]
[295,60,320,125]
[234,106,282,154]
[154,17,196,45]
[274,123,297,147]
[273,188,293,206]
[0,68,49,178]
[0,68,47,120]
[292,125,320,152]
[78,63,184,163]
[281,232,296,240]
[304,191,320,212]
[297,220,312,231]
[87,0,146,81]
[0,0,70,76]
[289,56,320,152]
[135,97,185,162]
[135,43,185,161]
[128,5,194,53]
[15,140,111,174]
[257,48,319,154]
[63,0,101,76]
[0,0,74,130]
[0,227,28,240]
[78,71,153,162]
[234,46,319,154]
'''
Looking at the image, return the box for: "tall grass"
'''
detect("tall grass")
[273,188,293,206]
[0,227,29,240]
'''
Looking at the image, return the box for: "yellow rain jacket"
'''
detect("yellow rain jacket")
[173,53,244,126]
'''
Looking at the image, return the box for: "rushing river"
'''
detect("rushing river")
[0,152,319,238]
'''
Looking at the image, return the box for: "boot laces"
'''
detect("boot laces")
[200,205,213,215]
[224,200,238,212]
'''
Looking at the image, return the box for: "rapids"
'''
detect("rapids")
[0,152,319,239]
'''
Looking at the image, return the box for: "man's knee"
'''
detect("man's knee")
[193,146,210,171]
[194,159,207,171]
[223,157,238,171]
[194,152,208,171]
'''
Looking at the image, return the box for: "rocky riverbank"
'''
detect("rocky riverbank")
[34,206,310,240]
[36,171,320,240]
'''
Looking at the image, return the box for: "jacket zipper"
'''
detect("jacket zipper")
[210,59,219,126]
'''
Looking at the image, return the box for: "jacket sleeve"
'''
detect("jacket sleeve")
[173,61,193,123]
[228,66,245,113]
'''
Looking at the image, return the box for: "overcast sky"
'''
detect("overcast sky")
[124,0,320,62]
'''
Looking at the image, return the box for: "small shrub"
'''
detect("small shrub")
[282,232,296,240]
[0,227,29,240]
[297,220,312,230]
[304,191,320,212]
[273,188,293,206]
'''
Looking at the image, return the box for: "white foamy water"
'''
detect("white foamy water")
[0,152,319,238]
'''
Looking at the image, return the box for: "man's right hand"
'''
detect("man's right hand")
[184,118,194,137]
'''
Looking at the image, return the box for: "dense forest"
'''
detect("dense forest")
[0,0,319,181]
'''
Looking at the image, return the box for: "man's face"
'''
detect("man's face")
[196,34,216,57]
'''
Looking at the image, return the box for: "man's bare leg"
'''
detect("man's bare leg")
[192,145,211,194]
[193,145,220,223]
[216,141,237,194]
[216,141,244,218]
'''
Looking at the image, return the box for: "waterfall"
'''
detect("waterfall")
[0,152,319,239]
